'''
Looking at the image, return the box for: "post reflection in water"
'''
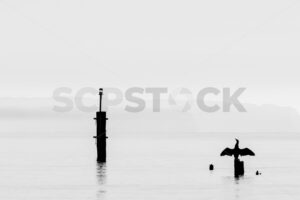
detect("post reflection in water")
[96,162,107,200]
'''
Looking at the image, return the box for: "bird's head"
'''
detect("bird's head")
[235,138,239,146]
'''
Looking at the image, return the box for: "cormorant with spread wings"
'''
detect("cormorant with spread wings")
[220,139,255,158]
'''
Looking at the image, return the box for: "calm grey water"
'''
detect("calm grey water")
[0,133,299,200]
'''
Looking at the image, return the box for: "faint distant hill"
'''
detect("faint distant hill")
[0,97,300,136]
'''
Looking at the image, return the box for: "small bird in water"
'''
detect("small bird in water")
[256,170,262,175]
[220,139,255,158]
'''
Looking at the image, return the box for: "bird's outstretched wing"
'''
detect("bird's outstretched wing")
[239,148,255,156]
[220,148,234,156]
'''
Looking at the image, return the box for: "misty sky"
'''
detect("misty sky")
[0,0,300,111]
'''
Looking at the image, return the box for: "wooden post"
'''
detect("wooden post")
[234,158,244,178]
[94,88,108,162]
[240,161,244,176]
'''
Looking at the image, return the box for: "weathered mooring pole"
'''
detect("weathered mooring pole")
[234,158,244,178]
[94,88,108,162]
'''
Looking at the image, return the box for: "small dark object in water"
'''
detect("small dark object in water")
[256,170,261,175]
[209,164,214,170]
